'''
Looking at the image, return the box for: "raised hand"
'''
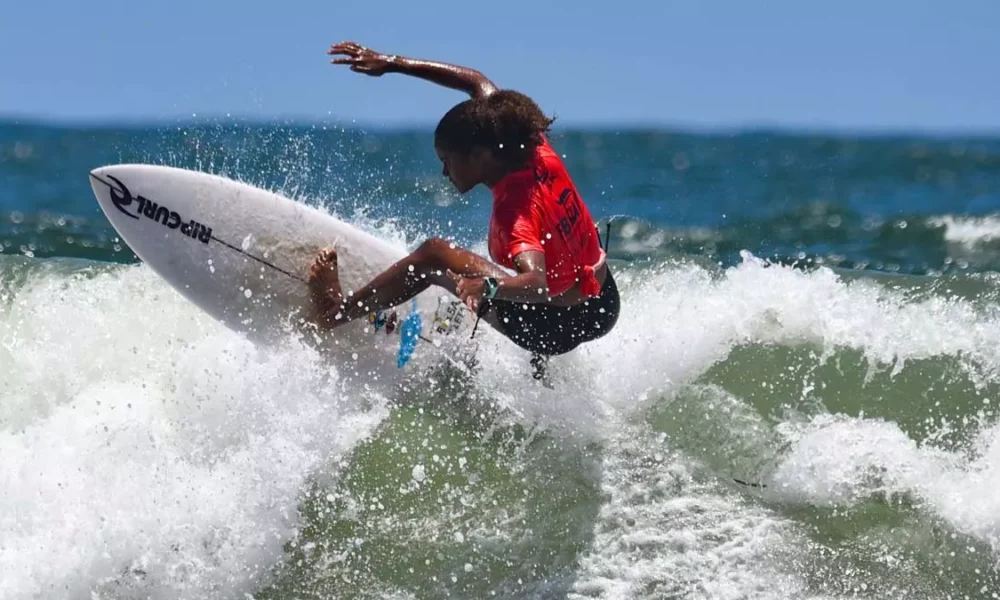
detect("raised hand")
[327,41,397,77]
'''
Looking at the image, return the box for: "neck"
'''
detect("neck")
[483,158,531,189]
[482,163,510,189]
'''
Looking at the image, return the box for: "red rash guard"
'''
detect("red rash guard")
[488,137,605,298]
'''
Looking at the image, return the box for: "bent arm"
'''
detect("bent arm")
[494,251,549,302]
[388,56,497,99]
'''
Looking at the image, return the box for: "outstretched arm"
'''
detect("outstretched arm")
[328,41,498,99]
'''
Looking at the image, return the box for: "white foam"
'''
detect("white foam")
[767,415,956,506]
[928,423,1000,552]
[768,414,1000,555]
[451,249,1000,455]
[929,214,1000,247]
[497,252,1000,571]
[572,252,1000,414]
[568,429,821,600]
[555,252,1000,572]
[0,263,388,599]
[8,245,1000,596]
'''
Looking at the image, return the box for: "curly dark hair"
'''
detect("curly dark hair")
[434,89,556,167]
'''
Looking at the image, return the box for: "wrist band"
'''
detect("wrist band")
[483,277,499,300]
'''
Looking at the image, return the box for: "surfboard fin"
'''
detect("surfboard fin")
[397,300,422,368]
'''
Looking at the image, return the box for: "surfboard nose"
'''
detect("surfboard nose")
[89,166,125,192]
[88,167,122,213]
[89,167,112,192]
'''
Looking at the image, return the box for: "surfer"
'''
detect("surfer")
[309,41,619,363]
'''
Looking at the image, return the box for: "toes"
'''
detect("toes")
[310,249,339,281]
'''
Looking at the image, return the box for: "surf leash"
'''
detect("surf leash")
[209,236,308,283]
[469,295,491,340]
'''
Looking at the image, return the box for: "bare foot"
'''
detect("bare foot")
[308,248,344,326]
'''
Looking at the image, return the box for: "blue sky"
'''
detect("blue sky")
[2,0,998,132]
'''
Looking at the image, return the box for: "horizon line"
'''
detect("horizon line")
[2,112,1000,140]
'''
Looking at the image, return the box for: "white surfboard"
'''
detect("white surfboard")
[87,164,477,386]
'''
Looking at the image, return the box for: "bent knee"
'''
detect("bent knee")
[414,237,454,270]
[417,237,451,257]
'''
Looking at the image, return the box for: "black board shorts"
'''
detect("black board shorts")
[485,268,620,356]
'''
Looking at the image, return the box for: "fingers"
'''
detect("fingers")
[327,41,363,55]
[331,57,366,71]
[328,42,385,75]
[330,57,373,74]
[327,41,374,62]
[449,270,473,308]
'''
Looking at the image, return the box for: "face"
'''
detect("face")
[435,143,484,194]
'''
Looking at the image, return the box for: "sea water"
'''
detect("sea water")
[2,120,1000,599]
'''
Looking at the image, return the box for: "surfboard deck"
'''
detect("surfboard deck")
[87,164,477,385]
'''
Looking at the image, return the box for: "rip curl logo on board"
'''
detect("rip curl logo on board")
[105,174,213,244]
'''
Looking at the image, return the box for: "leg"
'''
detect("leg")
[308,237,508,329]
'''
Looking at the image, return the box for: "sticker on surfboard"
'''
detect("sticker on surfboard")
[429,296,467,339]
[367,297,465,339]
[368,296,469,368]
[368,308,400,335]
